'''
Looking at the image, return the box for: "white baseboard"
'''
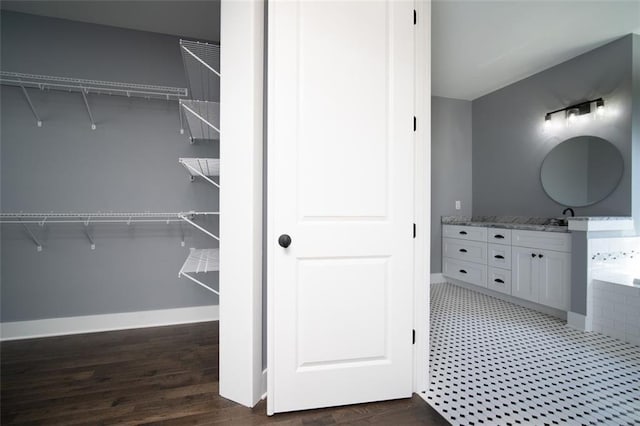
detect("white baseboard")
[566,312,589,331]
[261,368,268,400]
[430,273,445,284]
[445,277,567,320]
[1,305,219,341]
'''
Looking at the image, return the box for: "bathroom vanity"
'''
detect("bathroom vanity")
[442,218,572,311]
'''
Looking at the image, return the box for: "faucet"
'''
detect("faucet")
[562,207,575,217]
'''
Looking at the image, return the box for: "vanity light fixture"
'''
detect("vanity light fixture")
[544,97,605,123]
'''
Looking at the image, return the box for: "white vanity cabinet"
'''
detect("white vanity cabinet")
[443,224,572,312]
[511,230,571,311]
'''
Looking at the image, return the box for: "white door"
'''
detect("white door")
[512,247,537,302]
[538,250,571,310]
[267,0,415,414]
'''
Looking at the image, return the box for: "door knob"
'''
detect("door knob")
[278,234,292,248]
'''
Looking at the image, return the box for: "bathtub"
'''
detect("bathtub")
[589,241,640,346]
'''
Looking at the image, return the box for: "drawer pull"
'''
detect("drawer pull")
[494,255,504,259]
[459,248,468,253]
[494,278,504,284]
[459,269,467,274]
[459,231,468,235]
[494,234,505,239]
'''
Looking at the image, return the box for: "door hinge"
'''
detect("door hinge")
[413,116,417,132]
[412,329,416,344]
[413,223,417,239]
[413,9,417,25]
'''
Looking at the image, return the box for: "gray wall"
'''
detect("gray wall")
[1,12,219,322]
[472,35,633,218]
[431,96,473,273]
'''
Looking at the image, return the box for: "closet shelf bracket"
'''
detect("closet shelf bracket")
[20,85,42,127]
[179,213,220,241]
[21,221,42,252]
[83,220,96,250]
[81,89,97,130]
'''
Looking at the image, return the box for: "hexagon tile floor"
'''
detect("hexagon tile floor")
[427,283,640,426]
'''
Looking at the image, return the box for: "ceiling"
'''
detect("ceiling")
[1,1,638,100]
[433,0,640,100]
[0,1,220,42]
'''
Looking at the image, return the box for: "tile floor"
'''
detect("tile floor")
[427,283,640,426]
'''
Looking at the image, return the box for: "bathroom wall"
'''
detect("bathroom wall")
[431,96,473,273]
[472,35,634,220]
[1,12,219,322]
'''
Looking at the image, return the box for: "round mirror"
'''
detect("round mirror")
[540,136,623,207]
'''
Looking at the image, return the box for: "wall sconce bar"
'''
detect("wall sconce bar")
[544,97,604,122]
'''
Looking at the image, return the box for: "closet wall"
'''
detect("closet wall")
[0,11,219,322]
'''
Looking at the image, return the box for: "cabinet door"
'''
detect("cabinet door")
[538,250,571,310]
[512,247,537,303]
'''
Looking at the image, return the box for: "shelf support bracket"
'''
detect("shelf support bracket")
[179,160,220,188]
[179,272,220,295]
[20,86,43,127]
[180,102,221,134]
[21,221,42,252]
[80,89,97,130]
[179,214,220,241]
[180,45,221,78]
[179,103,185,135]
[83,220,96,250]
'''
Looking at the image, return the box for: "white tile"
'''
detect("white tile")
[428,283,640,426]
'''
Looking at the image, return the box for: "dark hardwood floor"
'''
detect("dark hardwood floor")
[1,322,448,425]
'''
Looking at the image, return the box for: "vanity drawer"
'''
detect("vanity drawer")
[443,258,487,287]
[488,243,512,269]
[443,238,487,264]
[487,228,511,245]
[488,267,512,295]
[512,230,571,252]
[442,225,487,242]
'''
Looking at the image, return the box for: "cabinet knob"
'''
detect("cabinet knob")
[531,253,536,258]
[538,254,544,258]
[459,231,468,235]
[494,278,504,283]
[459,248,468,253]
[494,234,504,239]
[459,269,467,274]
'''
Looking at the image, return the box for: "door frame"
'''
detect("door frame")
[265,0,431,412]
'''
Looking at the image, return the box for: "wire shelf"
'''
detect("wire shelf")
[179,248,220,295]
[179,158,220,188]
[180,99,220,141]
[0,211,218,224]
[180,39,220,101]
[0,71,188,100]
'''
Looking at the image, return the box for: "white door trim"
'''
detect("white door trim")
[219,0,265,408]
[412,0,431,395]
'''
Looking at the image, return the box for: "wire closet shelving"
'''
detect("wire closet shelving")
[176,39,221,295]
[179,248,220,295]
[0,212,218,251]
[0,71,189,129]
[179,40,220,142]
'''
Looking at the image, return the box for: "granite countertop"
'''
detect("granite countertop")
[442,216,570,233]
